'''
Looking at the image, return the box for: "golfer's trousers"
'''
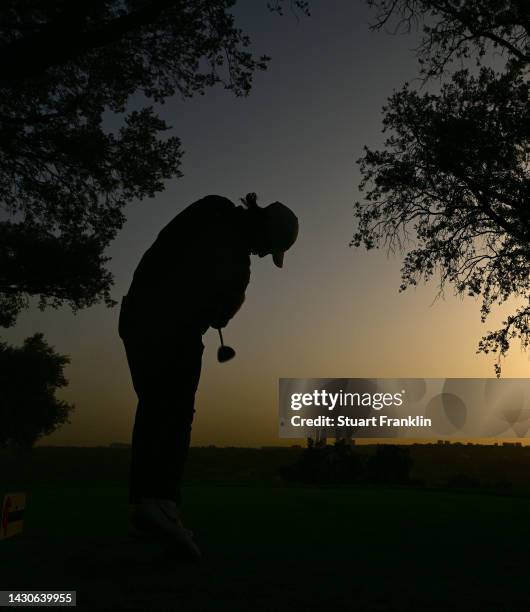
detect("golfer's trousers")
[119,319,204,506]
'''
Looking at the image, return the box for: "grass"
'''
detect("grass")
[3,476,530,610]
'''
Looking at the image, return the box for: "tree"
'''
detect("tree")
[355,0,530,374]
[0,0,309,327]
[0,333,74,448]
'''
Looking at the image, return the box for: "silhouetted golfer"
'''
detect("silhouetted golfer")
[119,193,298,559]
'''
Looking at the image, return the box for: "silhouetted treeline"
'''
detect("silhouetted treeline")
[3,444,530,492]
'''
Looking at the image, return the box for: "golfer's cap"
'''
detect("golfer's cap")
[264,201,299,268]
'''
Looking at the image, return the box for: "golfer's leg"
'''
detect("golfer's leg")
[125,336,204,505]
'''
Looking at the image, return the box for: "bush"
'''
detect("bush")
[281,441,413,486]
[280,439,363,484]
[365,445,413,484]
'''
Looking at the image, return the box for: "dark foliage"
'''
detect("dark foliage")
[0,0,307,326]
[280,440,413,485]
[365,444,413,484]
[0,333,74,448]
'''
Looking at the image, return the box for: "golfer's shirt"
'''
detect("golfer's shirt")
[122,195,251,339]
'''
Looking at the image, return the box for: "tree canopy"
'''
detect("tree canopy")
[355,0,530,374]
[0,0,308,327]
[0,333,74,448]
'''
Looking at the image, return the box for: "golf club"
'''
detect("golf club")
[217,328,236,363]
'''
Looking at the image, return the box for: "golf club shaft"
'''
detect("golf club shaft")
[218,328,224,347]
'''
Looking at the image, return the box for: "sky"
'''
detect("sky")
[4,1,530,447]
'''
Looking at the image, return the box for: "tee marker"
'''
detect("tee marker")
[1,492,26,540]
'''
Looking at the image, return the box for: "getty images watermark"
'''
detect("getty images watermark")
[279,378,530,439]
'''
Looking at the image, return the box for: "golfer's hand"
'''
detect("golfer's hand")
[209,292,245,329]
[210,317,228,330]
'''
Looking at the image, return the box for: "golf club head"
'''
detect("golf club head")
[217,345,236,363]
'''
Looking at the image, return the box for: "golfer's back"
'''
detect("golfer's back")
[121,195,250,338]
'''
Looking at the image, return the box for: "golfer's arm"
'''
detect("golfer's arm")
[208,250,250,329]
[209,288,246,329]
